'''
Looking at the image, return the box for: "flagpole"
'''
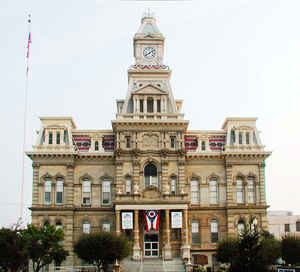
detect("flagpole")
[19,14,32,222]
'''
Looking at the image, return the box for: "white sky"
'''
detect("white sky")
[1,0,300,227]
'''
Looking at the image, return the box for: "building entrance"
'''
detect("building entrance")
[144,233,159,257]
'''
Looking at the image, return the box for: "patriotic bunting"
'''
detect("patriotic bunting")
[72,135,91,151]
[184,135,198,151]
[144,210,160,232]
[102,135,115,152]
[130,64,169,70]
[209,135,226,151]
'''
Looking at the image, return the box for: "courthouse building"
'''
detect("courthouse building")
[27,14,271,267]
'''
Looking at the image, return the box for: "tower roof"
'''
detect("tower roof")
[134,12,164,40]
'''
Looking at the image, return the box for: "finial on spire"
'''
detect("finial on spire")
[142,8,155,21]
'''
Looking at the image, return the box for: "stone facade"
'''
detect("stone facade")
[27,14,271,268]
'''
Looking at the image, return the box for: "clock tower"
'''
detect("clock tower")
[134,13,165,66]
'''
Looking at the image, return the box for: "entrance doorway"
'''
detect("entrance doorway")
[144,233,159,257]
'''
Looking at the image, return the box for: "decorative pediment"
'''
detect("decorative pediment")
[132,84,167,95]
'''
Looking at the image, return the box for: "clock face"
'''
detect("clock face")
[143,47,156,60]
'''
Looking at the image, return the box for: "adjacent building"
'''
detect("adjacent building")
[27,14,271,268]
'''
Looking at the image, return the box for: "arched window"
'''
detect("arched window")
[237,220,245,234]
[170,176,177,195]
[102,179,111,204]
[95,141,99,151]
[248,176,256,203]
[236,177,244,204]
[144,163,158,187]
[44,179,52,204]
[56,178,64,204]
[125,176,131,195]
[211,220,218,243]
[56,221,62,230]
[190,179,199,204]
[82,179,91,205]
[147,97,154,113]
[209,177,218,204]
[43,220,50,227]
[83,221,90,234]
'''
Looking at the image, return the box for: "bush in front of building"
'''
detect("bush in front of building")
[216,220,281,272]
[281,235,300,266]
[73,231,131,272]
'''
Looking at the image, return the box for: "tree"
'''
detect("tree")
[22,224,68,272]
[73,231,131,272]
[0,228,29,272]
[216,221,281,272]
[281,235,300,265]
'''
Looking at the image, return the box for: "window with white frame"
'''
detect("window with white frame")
[170,136,176,148]
[236,178,244,204]
[82,179,91,205]
[102,223,110,232]
[125,176,131,195]
[201,141,206,151]
[210,177,218,204]
[247,176,256,203]
[56,178,64,204]
[144,163,158,187]
[211,220,218,243]
[190,179,199,204]
[192,221,200,244]
[237,220,245,234]
[170,176,176,195]
[102,179,111,204]
[83,221,90,234]
[44,179,52,204]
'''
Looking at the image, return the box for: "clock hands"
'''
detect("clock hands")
[145,49,155,57]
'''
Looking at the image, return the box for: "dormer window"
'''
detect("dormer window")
[157,99,161,112]
[56,132,60,145]
[201,141,206,151]
[48,133,53,145]
[147,97,153,113]
[95,141,99,151]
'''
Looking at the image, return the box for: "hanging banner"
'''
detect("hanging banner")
[171,211,182,229]
[144,210,160,232]
[121,212,133,230]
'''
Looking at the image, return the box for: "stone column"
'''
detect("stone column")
[116,210,121,236]
[259,163,266,205]
[144,97,147,114]
[225,163,233,206]
[132,210,141,260]
[66,164,74,207]
[178,160,185,195]
[64,214,74,266]
[137,97,140,113]
[154,97,157,113]
[133,161,140,196]
[164,210,172,260]
[161,160,169,194]
[181,209,190,259]
[32,163,40,207]
[115,161,123,196]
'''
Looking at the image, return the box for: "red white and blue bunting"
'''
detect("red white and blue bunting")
[72,135,91,151]
[209,136,226,151]
[102,135,115,152]
[184,135,198,151]
[144,210,160,232]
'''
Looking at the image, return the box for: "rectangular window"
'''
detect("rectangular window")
[296,222,300,232]
[125,136,131,148]
[102,180,110,204]
[239,133,243,144]
[140,99,144,113]
[147,98,154,113]
[170,136,176,148]
[201,141,206,151]
[82,180,91,204]
[230,130,235,145]
[248,177,255,203]
[125,177,131,195]
[171,177,176,194]
[210,178,218,204]
[48,133,53,145]
[56,179,64,204]
[56,132,60,145]
[236,179,244,204]
[44,180,52,204]
[83,222,90,234]
[211,221,218,243]
[102,223,110,232]
[285,224,290,232]
[190,179,199,204]
[253,132,258,145]
[246,132,250,144]
[192,221,200,244]
[157,99,161,112]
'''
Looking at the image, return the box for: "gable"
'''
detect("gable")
[132,84,167,95]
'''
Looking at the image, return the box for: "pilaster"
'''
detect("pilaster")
[225,164,233,206]
[66,164,74,207]
[164,210,172,260]
[132,210,141,260]
[32,163,40,206]
[259,163,266,204]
